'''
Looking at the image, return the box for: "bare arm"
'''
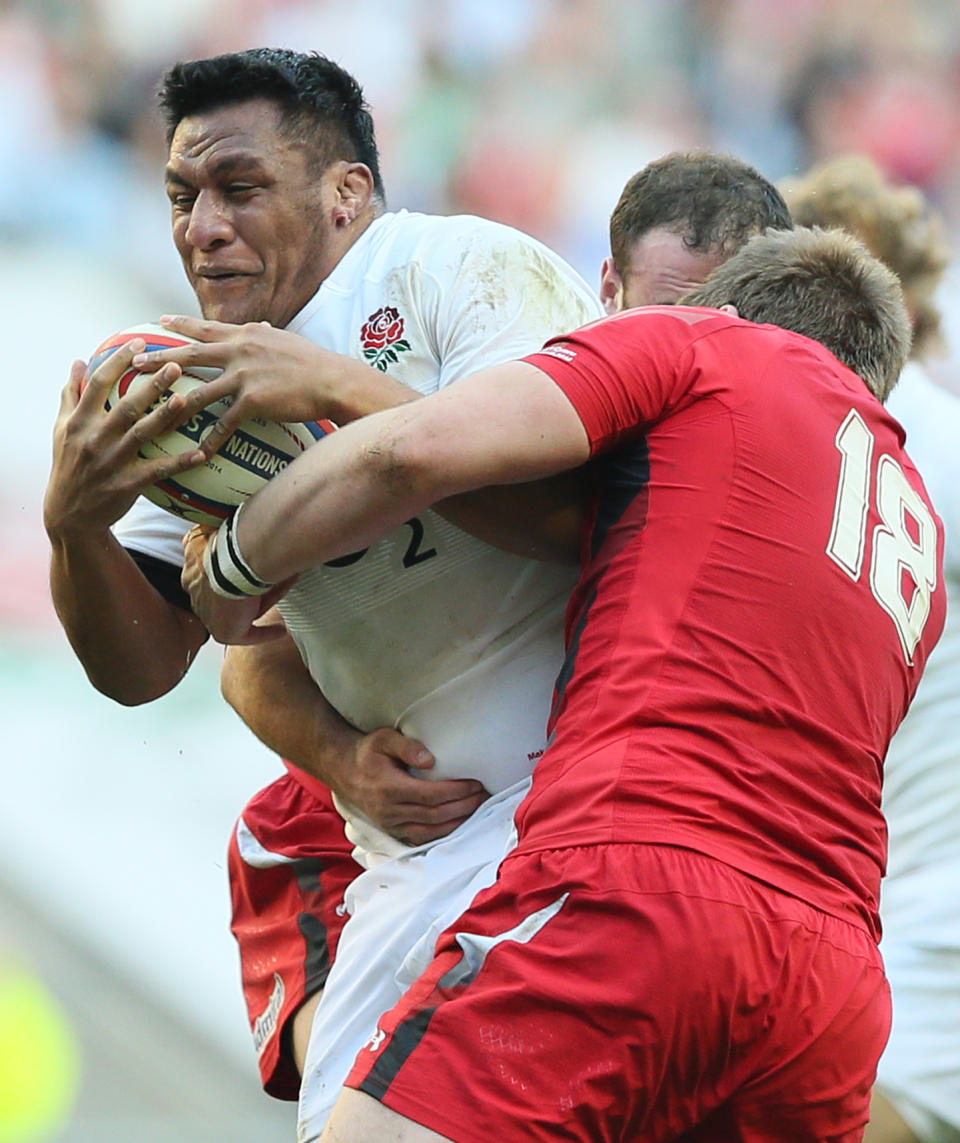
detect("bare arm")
[44,348,210,703]
[183,360,590,638]
[136,318,583,562]
[49,528,206,703]
[221,633,488,844]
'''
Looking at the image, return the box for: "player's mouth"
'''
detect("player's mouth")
[196,269,253,286]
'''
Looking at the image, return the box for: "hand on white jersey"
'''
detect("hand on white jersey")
[44,345,204,537]
[345,728,490,847]
[181,525,293,644]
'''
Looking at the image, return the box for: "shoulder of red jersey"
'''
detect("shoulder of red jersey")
[535,305,738,362]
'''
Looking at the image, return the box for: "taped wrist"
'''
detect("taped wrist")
[203,503,274,598]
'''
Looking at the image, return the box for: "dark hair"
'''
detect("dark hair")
[609,152,792,273]
[682,227,911,402]
[159,48,383,198]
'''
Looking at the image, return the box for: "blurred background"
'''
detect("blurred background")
[3,0,960,1139]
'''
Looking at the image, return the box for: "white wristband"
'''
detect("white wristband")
[203,502,274,598]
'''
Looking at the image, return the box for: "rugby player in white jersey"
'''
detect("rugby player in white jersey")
[784,156,960,1143]
[44,46,599,1135]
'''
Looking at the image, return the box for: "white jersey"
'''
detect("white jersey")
[882,363,960,897]
[876,361,960,1138]
[115,210,601,861]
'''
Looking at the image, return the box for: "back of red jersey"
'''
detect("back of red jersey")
[522,307,945,935]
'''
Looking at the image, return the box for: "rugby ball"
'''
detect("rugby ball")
[88,323,335,527]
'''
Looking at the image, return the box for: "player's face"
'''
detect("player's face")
[600,226,730,314]
[166,99,338,328]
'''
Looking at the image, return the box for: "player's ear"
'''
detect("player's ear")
[334,162,375,227]
[599,257,624,315]
[717,303,739,318]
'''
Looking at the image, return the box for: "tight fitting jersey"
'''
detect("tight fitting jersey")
[115,210,601,862]
[521,306,945,937]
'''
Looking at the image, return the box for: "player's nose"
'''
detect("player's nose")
[184,189,234,250]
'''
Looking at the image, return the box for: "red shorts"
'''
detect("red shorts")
[346,844,889,1142]
[228,768,363,1100]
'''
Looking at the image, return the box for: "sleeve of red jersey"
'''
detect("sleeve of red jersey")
[523,308,708,456]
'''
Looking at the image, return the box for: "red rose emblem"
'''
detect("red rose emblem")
[360,306,412,371]
[362,307,404,350]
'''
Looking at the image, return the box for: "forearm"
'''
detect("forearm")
[220,635,488,844]
[320,358,582,562]
[221,637,361,793]
[319,354,421,425]
[147,329,581,564]
[234,412,435,584]
[48,528,206,704]
[232,362,589,585]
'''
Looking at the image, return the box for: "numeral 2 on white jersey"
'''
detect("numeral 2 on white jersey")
[827,409,938,664]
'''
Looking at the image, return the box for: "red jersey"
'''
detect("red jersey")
[521,307,945,936]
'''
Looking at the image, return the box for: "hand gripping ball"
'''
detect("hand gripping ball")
[88,323,335,527]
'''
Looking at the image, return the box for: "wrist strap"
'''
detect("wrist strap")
[203,503,274,598]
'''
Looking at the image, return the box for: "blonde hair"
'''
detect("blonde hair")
[781,155,949,359]
[682,227,911,403]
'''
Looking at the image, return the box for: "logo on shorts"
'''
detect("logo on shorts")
[365,1028,386,1052]
[360,306,411,372]
[253,972,285,1056]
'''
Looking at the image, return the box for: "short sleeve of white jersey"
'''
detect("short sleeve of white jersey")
[112,494,191,566]
[399,214,601,390]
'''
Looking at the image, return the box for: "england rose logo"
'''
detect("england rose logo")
[361,306,411,371]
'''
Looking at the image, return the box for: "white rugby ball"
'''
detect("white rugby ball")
[88,322,335,528]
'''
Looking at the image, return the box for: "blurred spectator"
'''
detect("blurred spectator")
[786,25,960,193]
